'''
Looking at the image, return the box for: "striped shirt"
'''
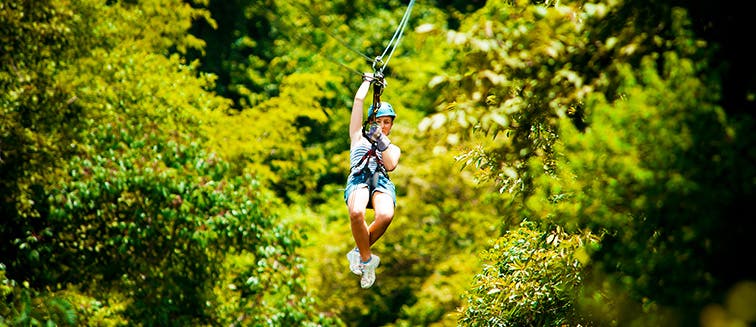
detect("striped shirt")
[350,138,382,174]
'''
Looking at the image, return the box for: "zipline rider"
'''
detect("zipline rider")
[343,72,401,289]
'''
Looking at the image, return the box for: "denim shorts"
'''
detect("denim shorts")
[343,169,396,208]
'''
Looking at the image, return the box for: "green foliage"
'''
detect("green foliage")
[43,134,274,324]
[394,253,482,326]
[423,0,706,195]
[245,2,520,326]
[187,0,343,107]
[1,267,79,327]
[427,0,756,325]
[301,136,505,327]
[460,221,597,326]
[528,53,752,325]
[2,0,329,325]
[1,0,219,262]
[210,252,340,327]
[205,71,349,205]
[6,0,753,326]
[187,0,453,110]
[0,0,86,220]
[1,272,131,326]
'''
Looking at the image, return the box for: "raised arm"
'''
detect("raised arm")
[350,74,373,144]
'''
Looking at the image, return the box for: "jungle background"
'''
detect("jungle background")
[2,0,755,326]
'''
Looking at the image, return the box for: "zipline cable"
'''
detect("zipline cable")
[289,30,364,76]
[365,0,416,129]
[282,5,379,79]
[287,0,417,127]
[290,2,374,65]
[373,0,416,75]
[290,0,416,77]
[288,1,417,154]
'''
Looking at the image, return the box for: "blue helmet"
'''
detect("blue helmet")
[369,102,396,119]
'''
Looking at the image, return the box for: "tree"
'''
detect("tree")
[1,0,334,325]
[425,0,756,325]
[460,221,598,326]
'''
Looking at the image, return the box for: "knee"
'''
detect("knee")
[349,207,366,223]
[374,209,394,224]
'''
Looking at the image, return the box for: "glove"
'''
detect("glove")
[367,123,391,151]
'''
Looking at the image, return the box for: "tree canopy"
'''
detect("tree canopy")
[2,0,754,326]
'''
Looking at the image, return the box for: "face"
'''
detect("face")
[373,116,394,135]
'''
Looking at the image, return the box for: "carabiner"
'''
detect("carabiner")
[372,56,384,74]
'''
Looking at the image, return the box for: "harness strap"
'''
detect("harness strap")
[351,146,388,179]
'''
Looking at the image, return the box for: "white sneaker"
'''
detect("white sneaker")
[346,248,362,275]
[359,254,380,289]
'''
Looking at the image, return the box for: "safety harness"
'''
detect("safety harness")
[349,0,416,190]
[352,72,390,190]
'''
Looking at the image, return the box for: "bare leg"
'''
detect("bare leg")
[367,192,395,246]
[347,186,372,261]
